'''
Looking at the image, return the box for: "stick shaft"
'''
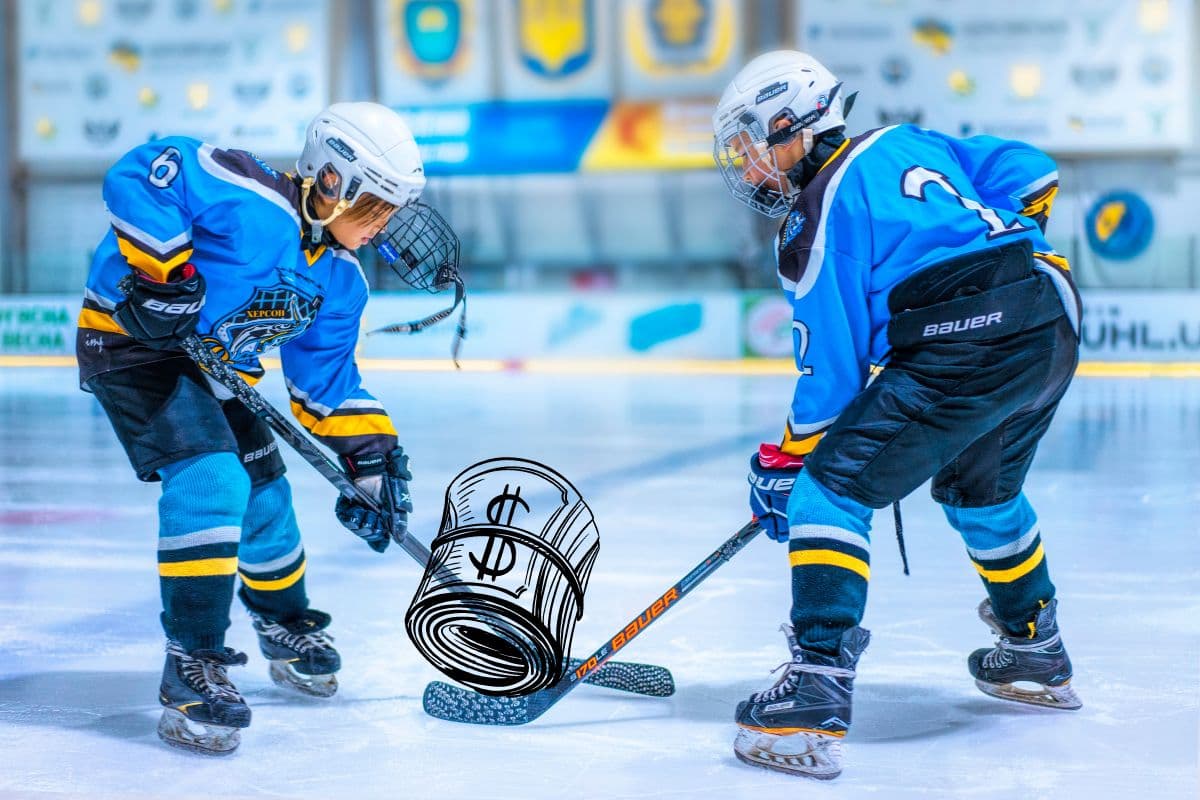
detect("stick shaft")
[179,337,434,564]
[556,520,761,695]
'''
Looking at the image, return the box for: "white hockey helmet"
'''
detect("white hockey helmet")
[297,101,427,234]
[713,50,847,218]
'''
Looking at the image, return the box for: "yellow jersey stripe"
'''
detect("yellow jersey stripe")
[781,429,823,457]
[116,236,193,282]
[158,557,238,578]
[789,549,870,580]
[1034,251,1071,272]
[973,543,1045,584]
[239,559,307,591]
[819,140,851,173]
[77,308,126,335]
[290,402,397,438]
[1021,184,1058,219]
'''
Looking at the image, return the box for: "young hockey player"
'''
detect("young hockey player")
[713,51,1082,779]
[76,102,460,755]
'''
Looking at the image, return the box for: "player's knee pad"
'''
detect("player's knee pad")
[786,470,873,538]
[157,452,251,537]
[942,492,1037,551]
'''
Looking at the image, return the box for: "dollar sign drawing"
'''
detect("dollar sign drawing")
[469,485,529,581]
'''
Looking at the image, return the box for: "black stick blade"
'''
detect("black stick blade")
[565,658,675,697]
[423,681,542,726]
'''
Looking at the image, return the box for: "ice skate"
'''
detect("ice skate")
[970,598,1081,710]
[733,624,870,780]
[158,641,251,756]
[250,608,341,698]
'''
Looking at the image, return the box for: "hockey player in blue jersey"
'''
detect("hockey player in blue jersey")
[713,51,1082,779]
[77,102,460,754]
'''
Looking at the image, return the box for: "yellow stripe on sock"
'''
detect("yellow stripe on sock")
[158,557,238,577]
[239,559,307,591]
[789,549,870,580]
[973,543,1045,584]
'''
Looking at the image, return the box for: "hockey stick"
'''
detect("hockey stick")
[423,519,764,725]
[178,336,671,697]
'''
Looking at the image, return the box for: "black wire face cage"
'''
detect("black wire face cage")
[372,201,461,293]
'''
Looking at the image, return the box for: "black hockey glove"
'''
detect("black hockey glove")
[113,264,206,351]
[335,448,412,553]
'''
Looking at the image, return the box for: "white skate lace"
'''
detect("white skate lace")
[982,630,1062,670]
[258,619,335,654]
[752,660,856,703]
[169,645,246,703]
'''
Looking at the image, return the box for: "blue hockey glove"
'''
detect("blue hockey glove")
[335,448,413,553]
[748,443,804,543]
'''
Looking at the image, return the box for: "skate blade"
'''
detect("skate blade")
[157,708,241,756]
[733,727,843,780]
[975,678,1082,710]
[269,660,338,698]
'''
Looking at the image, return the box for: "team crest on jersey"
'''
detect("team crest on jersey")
[395,0,469,84]
[209,285,324,363]
[782,209,806,247]
[517,0,594,78]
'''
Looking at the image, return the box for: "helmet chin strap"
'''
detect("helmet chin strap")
[299,177,351,246]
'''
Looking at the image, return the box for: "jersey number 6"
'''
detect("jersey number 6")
[901,166,1029,240]
[148,147,183,189]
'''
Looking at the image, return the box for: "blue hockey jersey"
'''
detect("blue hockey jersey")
[775,124,1077,456]
[77,136,396,457]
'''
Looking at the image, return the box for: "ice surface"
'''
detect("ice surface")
[1,367,1197,799]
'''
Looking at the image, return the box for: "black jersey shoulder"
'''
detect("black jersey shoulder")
[209,148,301,208]
[777,128,886,286]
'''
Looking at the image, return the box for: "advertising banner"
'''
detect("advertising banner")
[617,0,743,99]
[1078,291,1200,362]
[798,0,1193,152]
[0,297,80,355]
[17,0,330,164]
[361,292,742,359]
[375,0,495,106]
[581,100,715,170]
[8,291,1198,364]
[395,99,714,174]
[396,102,610,175]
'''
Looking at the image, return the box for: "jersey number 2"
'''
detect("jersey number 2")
[901,166,1029,239]
[148,147,182,189]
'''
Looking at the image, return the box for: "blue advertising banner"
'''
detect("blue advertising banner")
[397,101,610,175]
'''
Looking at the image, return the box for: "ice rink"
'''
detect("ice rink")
[1,365,1197,800]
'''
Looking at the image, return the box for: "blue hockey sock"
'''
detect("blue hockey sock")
[943,493,1056,636]
[786,471,874,654]
[236,476,308,623]
[157,453,250,651]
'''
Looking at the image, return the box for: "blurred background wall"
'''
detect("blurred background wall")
[1,0,1197,351]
